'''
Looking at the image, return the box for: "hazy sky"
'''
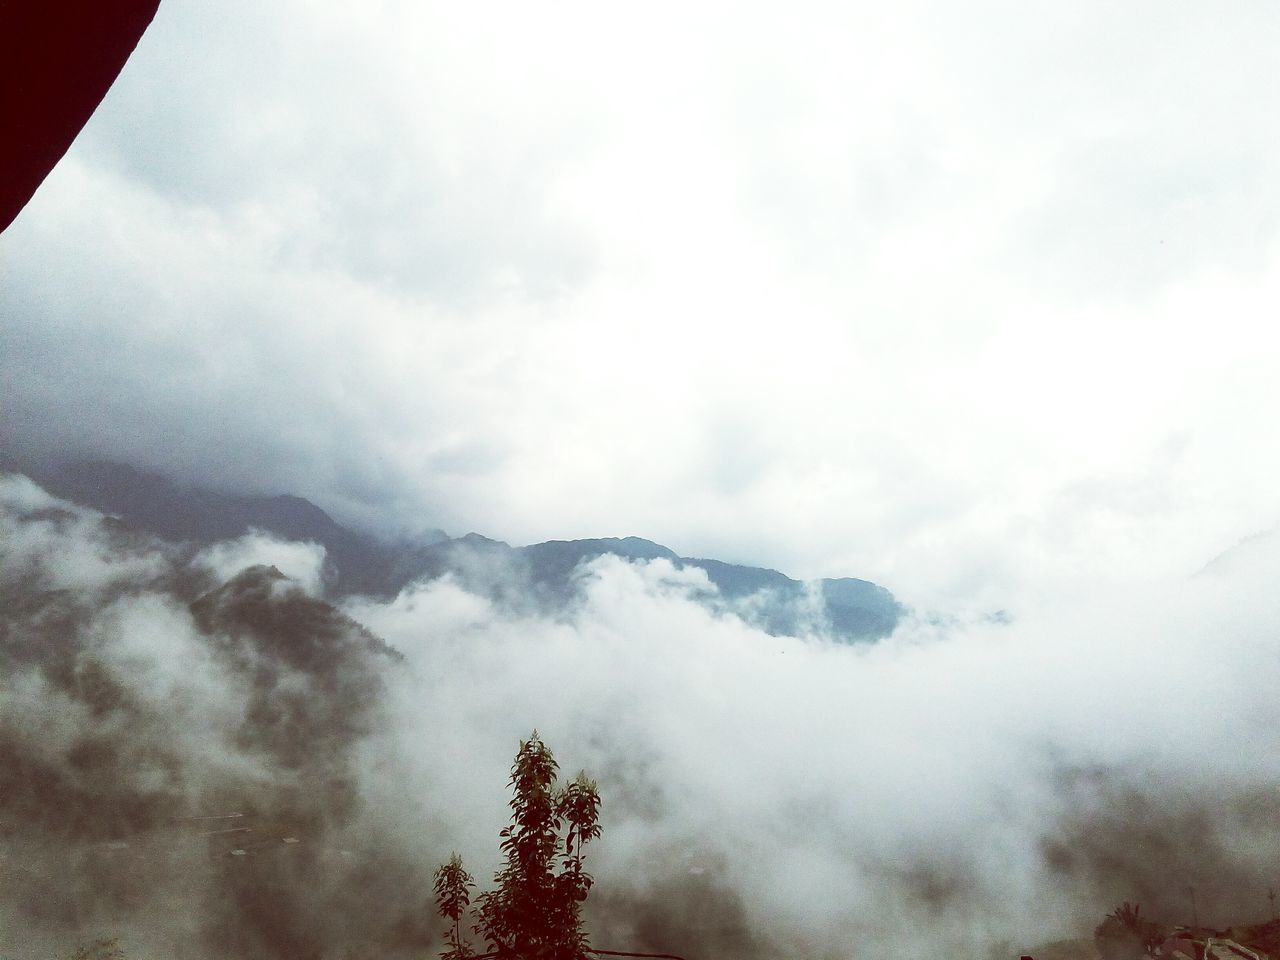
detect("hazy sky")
[3,0,1279,608]
[4,13,1280,952]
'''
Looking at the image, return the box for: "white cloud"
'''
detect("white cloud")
[0,475,170,592]
[6,475,1280,957]
[2,0,1279,608]
[352,533,1280,957]
[194,530,327,595]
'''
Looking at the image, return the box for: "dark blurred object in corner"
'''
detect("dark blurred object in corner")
[0,0,161,233]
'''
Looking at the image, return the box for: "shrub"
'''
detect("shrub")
[1095,903,1163,960]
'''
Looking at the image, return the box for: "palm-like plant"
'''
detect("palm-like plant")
[1109,903,1143,930]
[1096,901,1165,960]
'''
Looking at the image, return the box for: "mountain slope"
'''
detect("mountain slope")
[15,459,904,641]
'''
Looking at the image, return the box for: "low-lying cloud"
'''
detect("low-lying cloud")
[4,472,1280,960]
[194,531,328,597]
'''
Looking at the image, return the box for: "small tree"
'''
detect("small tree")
[434,733,601,960]
[434,854,476,960]
[1095,902,1164,960]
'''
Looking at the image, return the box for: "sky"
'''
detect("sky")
[3,0,1280,611]
[5,9,1280,956]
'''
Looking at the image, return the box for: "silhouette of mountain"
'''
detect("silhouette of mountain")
[15,459,904,641]
[21,459,447,596]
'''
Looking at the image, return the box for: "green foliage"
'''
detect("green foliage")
[434,853,476,960]
[434,732,602,960]
[1095,902,1164,960]
[1110,903,1146,933]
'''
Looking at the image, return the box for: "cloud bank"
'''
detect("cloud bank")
[5,473,1280,960]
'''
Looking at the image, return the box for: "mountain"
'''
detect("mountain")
[15,459,905,641]
[517,538,902,639]
[20,459,447,596]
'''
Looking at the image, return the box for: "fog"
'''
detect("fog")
[4,472,1280,960]
[5,1,1279,607]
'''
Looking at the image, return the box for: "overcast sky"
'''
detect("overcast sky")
[3,0,1279,609]
[5,11,1280,954]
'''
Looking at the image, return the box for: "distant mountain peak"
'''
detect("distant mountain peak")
[458,532,509,547]
[10,458,906,643]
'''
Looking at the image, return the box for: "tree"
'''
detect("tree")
[1095,902,1164,960]
[434,854,476,960]
[434,732,602,960]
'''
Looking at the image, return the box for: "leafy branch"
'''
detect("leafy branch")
[434,732,602,960]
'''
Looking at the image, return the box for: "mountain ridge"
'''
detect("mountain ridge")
[12,458,905,641]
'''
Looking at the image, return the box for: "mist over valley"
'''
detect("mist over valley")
[3,467,1280,960]
[4,1,1280,957]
